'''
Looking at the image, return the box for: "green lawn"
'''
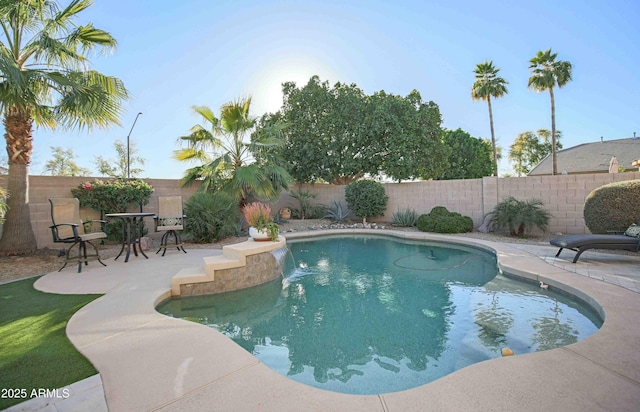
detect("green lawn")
[0,276,102,409]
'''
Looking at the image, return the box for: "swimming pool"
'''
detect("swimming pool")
[158,235,602,395]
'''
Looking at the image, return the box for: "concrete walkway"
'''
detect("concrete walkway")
[8,231,640,411]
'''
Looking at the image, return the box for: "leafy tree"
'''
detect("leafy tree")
[43,146,91,176]
[369,90,448,182]
[0,0,128,254]
[471,61,509,176]
[276,76,446,184]
[509,129,562,176]
[441,129,493,179]
[174,98,291,205]
[528,48,573,175]
[94,139,145,178]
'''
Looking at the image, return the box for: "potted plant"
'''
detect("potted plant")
[242,202,279,241]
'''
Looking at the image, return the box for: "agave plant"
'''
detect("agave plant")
[323,201,350,223]
[489,196,551,237]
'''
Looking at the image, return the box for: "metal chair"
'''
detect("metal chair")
[154,196,187,256]
[49,198,107,272]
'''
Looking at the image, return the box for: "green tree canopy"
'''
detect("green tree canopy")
[0,0,128,254]
[174,98,291,204]
[441,129,493,180]
[528,48,572,175]
[94,139,145,178]
[43,146,91,176]
[471,61,508,176]
[274,76,446,184]
[509,129,562,176]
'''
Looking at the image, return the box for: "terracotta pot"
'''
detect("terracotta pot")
[279,208,291,220]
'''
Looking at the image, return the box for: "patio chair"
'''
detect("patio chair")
[154,196,187,256]
[550,222,640,263]
[49,198,107,272]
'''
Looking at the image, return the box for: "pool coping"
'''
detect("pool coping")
[31,229,640,411]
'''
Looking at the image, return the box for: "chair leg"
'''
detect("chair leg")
[156,230,186,256]
[87,241,107,267]
[59,242,79,272]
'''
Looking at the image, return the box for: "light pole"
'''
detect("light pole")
[126,112,143,178]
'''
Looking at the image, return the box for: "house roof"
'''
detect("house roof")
[528,137,640,175]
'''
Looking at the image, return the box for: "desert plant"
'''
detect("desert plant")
[392,208,418,227]
[184,192,240,243]
[417,207,473,234]
[489,196,551,237]
[344,180,389,224]
[323,201,350,222]
[289,188,317,220]
[242,202,272,229]
[583,180,640,233]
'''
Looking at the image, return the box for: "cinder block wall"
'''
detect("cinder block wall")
[1,172,639,248]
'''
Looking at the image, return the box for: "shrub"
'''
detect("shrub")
[489,196,551,237]
[184,192,240,242]
[392,208,418,227]
[344,180,388,224]
[71,179,154,241]
[289,188,317,220]
[417,206,473,234]
[584,180,640,233]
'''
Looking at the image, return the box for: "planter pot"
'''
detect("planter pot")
[279,208,291,220]
[249,227,272,241]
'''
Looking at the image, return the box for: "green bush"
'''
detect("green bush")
[584,180,640,233]
[392,208,418,227]
[489,196,551,237]
[344,180,389,224]
[71,179,154,242]
[416,206,473,234]
[184,191,240,242]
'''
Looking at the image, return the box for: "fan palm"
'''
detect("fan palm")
[0,0,128,254]
[471,61,508,176]
[528,48,573,175]
[174,98,291,205]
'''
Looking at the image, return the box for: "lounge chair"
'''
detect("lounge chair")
[550,229,640,263]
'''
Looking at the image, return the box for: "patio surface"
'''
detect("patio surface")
[7,230,640,411]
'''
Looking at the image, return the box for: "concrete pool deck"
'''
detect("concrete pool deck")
[12,230,640,411]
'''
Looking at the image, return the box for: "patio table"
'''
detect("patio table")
[105,212,156,262]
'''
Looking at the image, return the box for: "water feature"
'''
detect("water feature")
[158,235,602,395]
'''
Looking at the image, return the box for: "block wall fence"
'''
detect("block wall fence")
[1,172,639,249]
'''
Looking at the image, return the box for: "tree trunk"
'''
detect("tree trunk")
[487,96,498,176]
[549,87,557,175]
[0,108,37,255]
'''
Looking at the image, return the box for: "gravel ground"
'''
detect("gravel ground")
[0,219,556,284]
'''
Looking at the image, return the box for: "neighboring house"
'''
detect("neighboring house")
[528,137,640,176]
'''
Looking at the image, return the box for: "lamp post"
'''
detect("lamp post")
[126,112,143,178]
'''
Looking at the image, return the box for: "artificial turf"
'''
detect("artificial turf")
[0,276,102,409]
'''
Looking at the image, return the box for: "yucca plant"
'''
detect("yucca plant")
[489,196,551,237]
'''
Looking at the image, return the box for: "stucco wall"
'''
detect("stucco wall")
[1,172,639,248]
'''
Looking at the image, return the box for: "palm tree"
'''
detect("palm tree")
[471,61,509,176]
[174,97,291,205]
[0,0,128,254]
[528,48,573,175]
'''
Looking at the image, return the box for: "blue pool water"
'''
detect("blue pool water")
[158,235,602,395]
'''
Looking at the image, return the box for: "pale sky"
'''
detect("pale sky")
[11,0,640,178]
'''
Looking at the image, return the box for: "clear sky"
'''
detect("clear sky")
[15,0,640,178]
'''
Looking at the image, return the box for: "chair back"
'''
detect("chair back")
[50,198,84,239]
[157,196,184,230]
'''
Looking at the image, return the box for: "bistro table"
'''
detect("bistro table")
[105,212,156,262]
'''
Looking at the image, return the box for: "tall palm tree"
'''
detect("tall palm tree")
[528,48,573,175]
[0,0,128,254]
[471,61,509,176]
[174,97,291,205]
